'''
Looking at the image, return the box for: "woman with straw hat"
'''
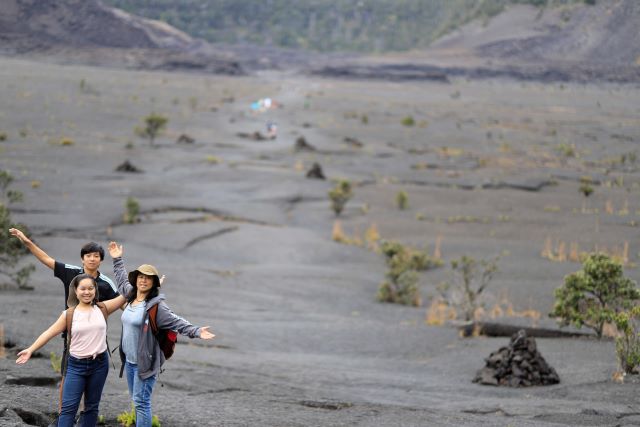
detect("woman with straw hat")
[108,242,215,426]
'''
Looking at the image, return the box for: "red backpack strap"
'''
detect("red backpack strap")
[148,304,159,335]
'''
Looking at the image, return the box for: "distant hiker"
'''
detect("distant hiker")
[108,242,215,427]
[16,274,127,426]
[266,121,278,139]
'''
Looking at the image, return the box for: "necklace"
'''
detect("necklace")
[135,297,146,303]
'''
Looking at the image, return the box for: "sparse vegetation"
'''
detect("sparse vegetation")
[579,176,594,212]
[401,116,415,127]
[59,137,75,146]
[135,113,168,146]
[555,142,576,158]
[117,405,161,427]
[0,132,7,141]
[50,351,62,373]
[396,190,408,210]
[0,170,35,288]
[614,306,640,374]
[206,155,221,165]
[328,179,352,216]
[123,196,140,224]
[438,255,500,321]
[550,253,640,338]
[377,240,443,306]
[542,238,630,265]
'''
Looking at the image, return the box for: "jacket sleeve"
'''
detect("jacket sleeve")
[112,257,133,298]
[155,301,201,339]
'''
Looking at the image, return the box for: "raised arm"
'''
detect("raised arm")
[103,294,127,314]
[16,312,66,364]
[9,228,55,270]
[108,242,132,298]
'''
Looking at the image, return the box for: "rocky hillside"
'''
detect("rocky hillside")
[433,0,640,66]
[0,0,194,52]
[0,0,247,75]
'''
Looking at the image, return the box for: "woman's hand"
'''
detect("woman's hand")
[199,327,215,340]
[16,348,33,365]
[108,241,123,258]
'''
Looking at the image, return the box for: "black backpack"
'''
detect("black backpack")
[148,303,177,359]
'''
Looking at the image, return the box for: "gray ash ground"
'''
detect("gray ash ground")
[1,56,639,426]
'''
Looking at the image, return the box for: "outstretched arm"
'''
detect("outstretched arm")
[16,312,66,364]
[156,303,215,340]
[108,242,133,298]
[9,228,55,270]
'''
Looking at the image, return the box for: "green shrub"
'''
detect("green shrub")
[550,253,640,338]
[0,132,7,141]
[380,240,442,272]
[50,352,62,373]
[377,240,442,306]
[1,170,35,288]
[396,190,408,210]
[614,306,640,374]
[401,116,415,127]
[555,142,576,158]
[124,197,140,224]
[377,270,420,306]
[118,405,161,427]
[328,179,352,216]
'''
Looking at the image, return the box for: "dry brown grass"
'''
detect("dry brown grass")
[542,237,631,265]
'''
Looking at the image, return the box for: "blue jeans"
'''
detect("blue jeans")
[58,352,109,427]
[125,361,157,427]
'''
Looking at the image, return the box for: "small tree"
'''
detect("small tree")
[123,197,140,224]
[136,113,168,146]
[441,255,499,321]
[328,180,352,216]
[614,306,640,374]
[550,253,640,338]
[396,190,408,210]
[579,176,594,212]
[0,170,35,288]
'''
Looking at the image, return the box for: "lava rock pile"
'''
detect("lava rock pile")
[473,329,560,387]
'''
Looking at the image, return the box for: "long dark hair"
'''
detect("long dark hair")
[126,272,160,304]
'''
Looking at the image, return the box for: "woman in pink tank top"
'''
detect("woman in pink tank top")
[16,274,126,426]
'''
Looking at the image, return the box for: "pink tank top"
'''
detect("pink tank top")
[68,305,107,358]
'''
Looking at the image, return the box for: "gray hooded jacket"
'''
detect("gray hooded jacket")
[113,256,201,379]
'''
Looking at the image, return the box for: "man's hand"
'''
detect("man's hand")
[9,228,30,244]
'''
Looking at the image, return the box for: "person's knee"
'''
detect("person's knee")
[133,391,152,408]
